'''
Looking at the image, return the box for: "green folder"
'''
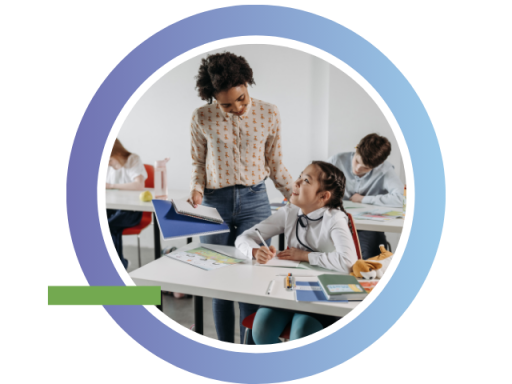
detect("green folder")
[317,274,368,301]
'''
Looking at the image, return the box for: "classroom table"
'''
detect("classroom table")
[106,190,402,264]
[130,242,360,336]
[105,188,190,260]
[106,189,288,259]
[340,202,404,233]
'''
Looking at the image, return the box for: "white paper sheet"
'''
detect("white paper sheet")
[255,258,300,268]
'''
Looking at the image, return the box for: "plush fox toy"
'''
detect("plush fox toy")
[351,245,393,280]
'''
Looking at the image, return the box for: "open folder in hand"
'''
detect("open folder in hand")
[152,199,229,240]
[172,198,224,224]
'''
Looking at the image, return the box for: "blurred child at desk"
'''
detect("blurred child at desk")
[328,133,404,259]
[106,139,147,269]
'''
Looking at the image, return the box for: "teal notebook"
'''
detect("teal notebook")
[317,274,368,301]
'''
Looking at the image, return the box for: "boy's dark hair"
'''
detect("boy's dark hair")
[195,52,256,104]
[311,161,353,233]
[356,133,391,168]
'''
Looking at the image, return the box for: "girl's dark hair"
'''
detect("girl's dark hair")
[195,52,256,104]
[311,161,353,233]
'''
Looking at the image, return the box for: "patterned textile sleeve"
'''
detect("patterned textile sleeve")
[190,109,207,195]
[264,105,293,199]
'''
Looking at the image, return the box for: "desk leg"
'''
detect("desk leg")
[193,296,203,335]
[279,233,285,251]
[153,213,161,260]
[157,290,163,312]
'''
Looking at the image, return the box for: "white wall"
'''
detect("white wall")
[116,44,404,251]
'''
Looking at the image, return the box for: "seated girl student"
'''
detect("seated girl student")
[328,133,404,260]
[106,139,147,270]
[235,161,357,344]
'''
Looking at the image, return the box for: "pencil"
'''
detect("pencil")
[255,228,271,252]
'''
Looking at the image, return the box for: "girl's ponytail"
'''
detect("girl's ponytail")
[311,161,353,233]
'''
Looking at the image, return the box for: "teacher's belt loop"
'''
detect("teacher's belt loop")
[295,213,323,252]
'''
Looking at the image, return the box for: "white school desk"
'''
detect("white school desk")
[130,242,360,335]
[105,189,190,260]
[106,190,402,263]
[105,189,288,257]
[344,202,404,233]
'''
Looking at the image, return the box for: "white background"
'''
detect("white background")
[116,42,404,250]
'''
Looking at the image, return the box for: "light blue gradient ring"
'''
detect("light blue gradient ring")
[67,5,445,383]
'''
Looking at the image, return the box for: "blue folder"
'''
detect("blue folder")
[294,281,348,303]
[152,200,230,240]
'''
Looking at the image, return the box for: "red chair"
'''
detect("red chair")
[347,213,363,260]
[242,213,362,344]
[122,164,154,268]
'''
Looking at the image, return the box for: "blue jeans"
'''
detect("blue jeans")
[107,209,142,269]
[201,182,272,344]
[357,230,387,260]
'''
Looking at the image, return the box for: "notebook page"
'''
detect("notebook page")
[255,258,300,267]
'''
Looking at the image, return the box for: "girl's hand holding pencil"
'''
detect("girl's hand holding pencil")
[252,245,276,264]
[252,228,276,264]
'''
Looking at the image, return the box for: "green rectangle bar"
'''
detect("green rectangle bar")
[48,286,161,305]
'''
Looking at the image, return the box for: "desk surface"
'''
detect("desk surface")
[105,189,189,212]
[130,242,359,317]
[345,202,404,233]
[106,189,403,233]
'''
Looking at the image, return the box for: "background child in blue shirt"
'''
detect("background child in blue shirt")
[328,133,404,259]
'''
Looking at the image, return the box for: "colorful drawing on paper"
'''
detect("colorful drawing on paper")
[354,210,404,221]
[381,211,404,218]
[166,247,244,271]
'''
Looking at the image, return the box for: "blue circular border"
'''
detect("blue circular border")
[67,5,445,383]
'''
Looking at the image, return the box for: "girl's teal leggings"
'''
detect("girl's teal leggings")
[252,307,323,344]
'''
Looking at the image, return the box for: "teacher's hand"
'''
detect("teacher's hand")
[187,190,203,208]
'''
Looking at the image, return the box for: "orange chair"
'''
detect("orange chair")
[242,213,362,344]
[122,164,154,268]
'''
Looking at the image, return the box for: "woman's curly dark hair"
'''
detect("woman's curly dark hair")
[195,52,255,104]
[311,161,353,233]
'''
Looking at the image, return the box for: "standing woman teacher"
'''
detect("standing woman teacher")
[188,52,293,344]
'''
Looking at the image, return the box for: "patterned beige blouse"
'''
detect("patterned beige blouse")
[190,98,293,199]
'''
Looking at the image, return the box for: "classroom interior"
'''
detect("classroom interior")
[106,44,406,341]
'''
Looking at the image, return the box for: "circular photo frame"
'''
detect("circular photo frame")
[67,5,445,383]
